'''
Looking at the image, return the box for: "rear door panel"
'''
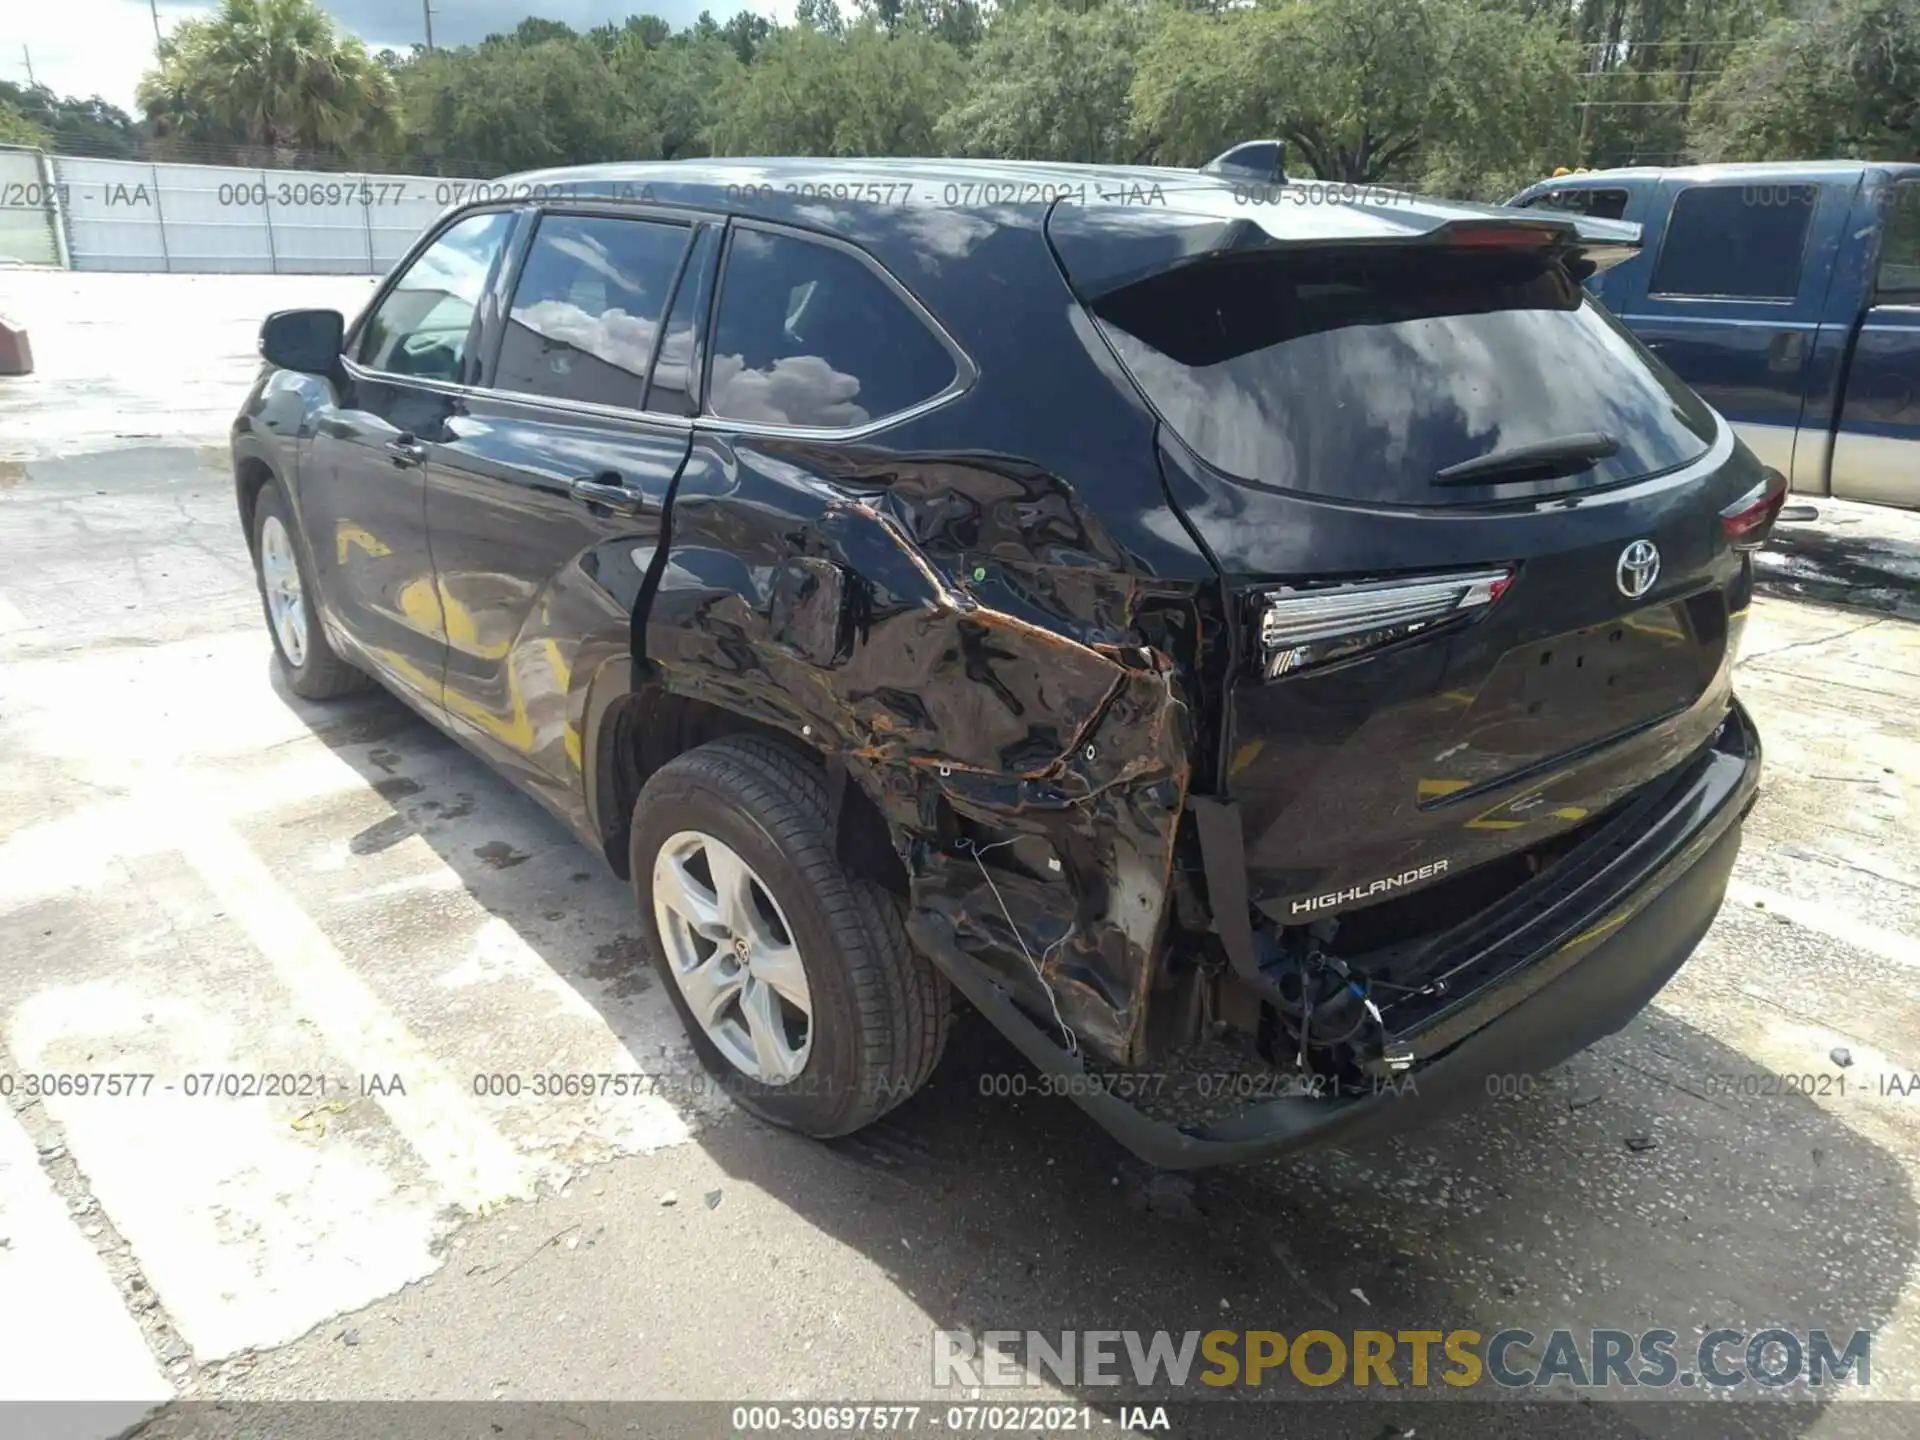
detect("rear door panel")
[1832,304,1920,506]
[427,398,690,816]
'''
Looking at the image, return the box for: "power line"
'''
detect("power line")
[1577,39,1759,48]
[1577,98,1746,107]
[1578,70,1732,80]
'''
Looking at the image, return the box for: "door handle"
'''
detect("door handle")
[1768,331,1808,370]
[386,433,427,467]
[569,472,647,515]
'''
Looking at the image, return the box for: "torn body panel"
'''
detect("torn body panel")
[643,430,1207,1066]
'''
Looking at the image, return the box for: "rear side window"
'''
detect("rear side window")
[358,210,511,381]
[1875,181,1920,298]
[1522,187,1629,221]
[1089,245,1718,505]
[1651,183,1813,300]
[706,228,956,429]
[494,214,690,409]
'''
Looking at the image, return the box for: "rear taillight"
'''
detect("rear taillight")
[1256,568,1513,680]
[1721,468,1788,550]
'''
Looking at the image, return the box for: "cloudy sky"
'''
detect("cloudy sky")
[8,0,789,114]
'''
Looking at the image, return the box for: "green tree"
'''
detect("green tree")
[1130,0,1580,192]
[834,23,969,153]
[487,18,579,47]
[713,11,777,64]
[711,21,963,156]
[1553,0,1792,170]
[0,99,51,149]
[589,14,676,53]
[398,37,658,171]
[940,3,1152,162]
[0,82,139,157]
[795,0,849,38]
[612,31,745,159]
[136,0,398,162]
[909,0,985,53]
[1689,0,1920,160]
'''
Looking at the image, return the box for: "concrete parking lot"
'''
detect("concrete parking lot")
[2,268,1918,1439]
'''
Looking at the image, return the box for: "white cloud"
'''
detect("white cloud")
[709,352,869,429]
[9,1,210,115]
[8,0,793,121]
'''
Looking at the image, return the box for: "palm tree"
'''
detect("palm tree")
[138,0,400,164]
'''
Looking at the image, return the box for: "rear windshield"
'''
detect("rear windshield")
[1088,246,1717,505]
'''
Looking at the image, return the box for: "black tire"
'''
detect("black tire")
[251,481,370,700]
[631,736,951,1138]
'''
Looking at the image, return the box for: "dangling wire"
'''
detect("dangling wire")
[960,837,1080,1058]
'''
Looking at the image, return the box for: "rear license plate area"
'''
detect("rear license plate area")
[1468,602,1707,758]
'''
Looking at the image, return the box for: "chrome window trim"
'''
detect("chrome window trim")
[696,217,978,442]
[340,353,701,435]
[464,383,696,433]
[343,206,977,440]
[339,356,472,397]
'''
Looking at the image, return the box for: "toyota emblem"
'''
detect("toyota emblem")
[1616,539,1660,599]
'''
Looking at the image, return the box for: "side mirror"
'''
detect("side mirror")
[259,309,344,376]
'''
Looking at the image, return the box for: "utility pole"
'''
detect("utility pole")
[422,0,435,52]
[20,44,34,87]
[150,0,164,48]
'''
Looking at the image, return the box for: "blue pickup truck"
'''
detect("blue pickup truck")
[1509,161,1920,510]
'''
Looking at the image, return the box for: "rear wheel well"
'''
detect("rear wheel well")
[597,686,908,899]
[236,456,275,553]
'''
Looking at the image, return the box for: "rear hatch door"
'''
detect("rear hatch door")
[1048,190,1766,920]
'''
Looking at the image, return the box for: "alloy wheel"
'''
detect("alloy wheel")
[651,830,814,1083]
[260,514,308,667]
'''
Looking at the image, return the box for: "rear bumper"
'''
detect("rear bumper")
[916,701,1761,1169]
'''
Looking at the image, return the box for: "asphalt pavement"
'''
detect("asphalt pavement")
[1,268,1917,1440]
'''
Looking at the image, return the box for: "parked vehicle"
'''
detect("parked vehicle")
[234,159,1768,1168]
[1510,161,1920,511]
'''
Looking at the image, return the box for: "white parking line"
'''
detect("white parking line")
[0,1103,170,1411]
[169,806,537,1213]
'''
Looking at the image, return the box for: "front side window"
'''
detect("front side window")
[494,214,691,409]
[358,211,511,382]
[1651,183,1813,300]
[706,229,957,429]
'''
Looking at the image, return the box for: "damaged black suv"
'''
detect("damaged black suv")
[233,159,1775,1167]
